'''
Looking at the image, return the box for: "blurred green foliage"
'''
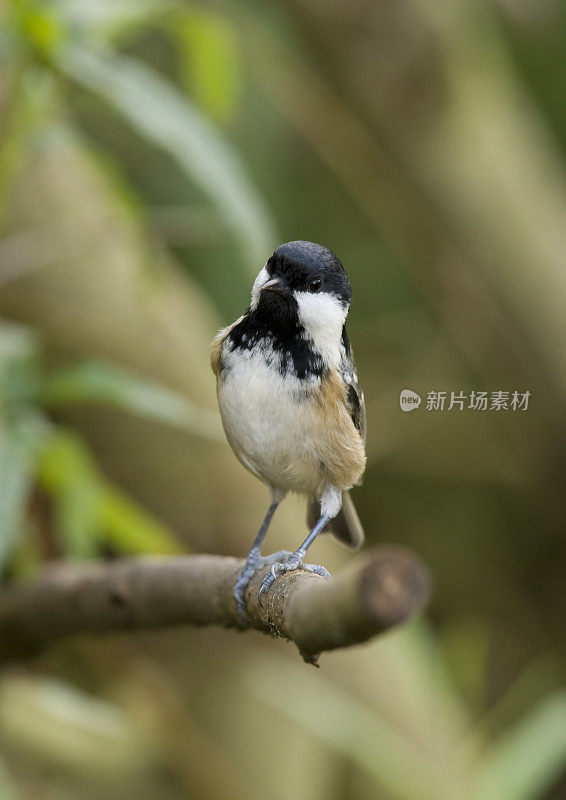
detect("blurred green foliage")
[0,318,190,566]
[1,0,566,798]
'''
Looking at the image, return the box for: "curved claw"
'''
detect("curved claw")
[234,550,293,618]
[301,564,332,579]
[257,568,276,607]
[258,557,332,606]
[234,557,261,619]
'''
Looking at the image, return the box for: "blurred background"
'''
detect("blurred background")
[1,0,566,798]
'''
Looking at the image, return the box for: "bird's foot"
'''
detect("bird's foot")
[234,550,291,619]
[258,555,331,606]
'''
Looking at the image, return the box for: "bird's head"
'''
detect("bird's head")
[250,241,351,350]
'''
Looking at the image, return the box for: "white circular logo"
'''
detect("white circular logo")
[400,389,421,412]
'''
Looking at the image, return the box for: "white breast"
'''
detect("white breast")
[217,342,320,492]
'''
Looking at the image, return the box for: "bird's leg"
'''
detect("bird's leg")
[234,496,288,618]
[258,513,332,605]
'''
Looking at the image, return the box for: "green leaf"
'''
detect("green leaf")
[100,486,182,555]
[39,360,223,442]
[0,320,40,407]
[37,430,104,557]
[52,0,171,45]
[441,616,490,710]
[13,0,68,61]
[52,476,101,559]
[0,62,58,225]
[0,418,36,567]
[37,430,181,557]
[55,44,276,273]
[177,11,242,122]
[472,692,566,800]
[0,322,47,566]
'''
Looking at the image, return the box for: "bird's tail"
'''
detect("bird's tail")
[306,491,364,550]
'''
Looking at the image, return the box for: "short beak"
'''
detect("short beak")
[261,277,285,294]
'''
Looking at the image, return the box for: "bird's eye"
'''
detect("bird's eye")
[308,276,323,293]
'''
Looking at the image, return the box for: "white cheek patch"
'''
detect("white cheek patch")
[250,266,269,309]
[295,291,348,366]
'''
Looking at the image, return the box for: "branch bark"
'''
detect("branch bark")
[0,546,430,665]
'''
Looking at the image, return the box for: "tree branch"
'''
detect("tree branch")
[0,546,430,664]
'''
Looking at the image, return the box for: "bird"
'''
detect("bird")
[210,241,366,617]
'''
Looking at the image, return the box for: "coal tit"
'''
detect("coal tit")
[211,241,366,616]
